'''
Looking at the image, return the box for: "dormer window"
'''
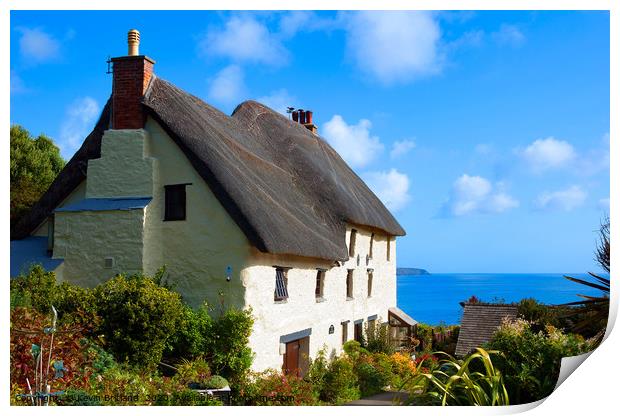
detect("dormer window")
[164,184,188,221]
[349,229,357,257]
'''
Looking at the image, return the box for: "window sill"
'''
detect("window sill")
[274,299,288,304]
[315,297,326,303]
[346,297,354,301]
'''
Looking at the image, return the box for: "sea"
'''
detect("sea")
[397,273,606,325]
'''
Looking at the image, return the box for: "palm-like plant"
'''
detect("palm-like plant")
[561,218,610,338]
[407,348,510,406]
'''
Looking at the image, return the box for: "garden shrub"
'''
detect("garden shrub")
[363,319,395,354]
[205,375,229,389]
[485,318,592,404]
[238,370,317,405]
[205,307,254,385]
[388,352,418,389]
[321,356,360,404]
[164,304,214,361]
[10,265,56,312]
[173,358,212,388]
[93,273,185,370]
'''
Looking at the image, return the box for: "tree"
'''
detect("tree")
[561,217,610,339]
[10,124,65,224]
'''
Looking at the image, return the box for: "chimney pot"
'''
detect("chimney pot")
[128,29,140,56]
[305,110,313,124]
[298,110,306,124]
[292,111,299,122]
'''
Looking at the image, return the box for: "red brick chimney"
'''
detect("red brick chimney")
[111,29,155,129]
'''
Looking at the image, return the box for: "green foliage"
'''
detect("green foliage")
[321,356,360,404]
[239,370,317,405]
[165,304,214,360]
[10,265,56,312]
[207,307,254,384]
[93,273,185,370]
[205,375,229,389]
[408,348,509,406]
[485,318,592,404]
[173,358,212,388]
[10,124,65,224]
[363,319,395,354]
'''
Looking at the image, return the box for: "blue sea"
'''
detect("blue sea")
[397,273,605,325]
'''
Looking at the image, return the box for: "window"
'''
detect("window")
[386,236,391,261]
[274,268,289,301]
[341,322,349,345]
[346,269,354,299]
[164,184,188,221]
[354,321,363,342]
[349,229,357,257]
[367,270,373,297]
[315,270,325,299]
[369,233,374,259]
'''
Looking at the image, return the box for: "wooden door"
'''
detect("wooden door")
[283,340,300,375]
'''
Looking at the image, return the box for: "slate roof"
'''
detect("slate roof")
[55,197,152,212]
[455,303,518,357]
[11,75,405,262]
[10,237,64,278]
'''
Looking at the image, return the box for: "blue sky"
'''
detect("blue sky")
[10,10,610,273]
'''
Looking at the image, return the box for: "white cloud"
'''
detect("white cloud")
[363,169,411,212]
[16,27,60,63]
[444,174,518,216]
[200,16,288,66]
[344,11,442,84]
[322,115,384,168]
[520,137,577,172]
[492,24,525,46]
[256,89,297,115]
[207,65,246,105]
[278,11,339,37]
[390,139,416,159]
[59,97,99,158]
[10,70,26,94]
[535,186,587,211]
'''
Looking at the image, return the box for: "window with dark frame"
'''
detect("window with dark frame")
[315,270,325,299]
[354,321,363,342]
[367,270,373,297]
[164,184,188,221]
[346,269,353,299]
[341,322,348,345]
[349,229,357,257]
[369,233,374,259]
[274,268,289,301]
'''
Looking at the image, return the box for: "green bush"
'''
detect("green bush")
[204,307,254,385]
[205,375,229,389]
[238,370,317,405]
[485,318,591,404]
[10,265,56,312]
[173,358,212,388]
[322,356,360,404]
[165,304,214,360]
[93,273,185,370]
[363,319,395,354]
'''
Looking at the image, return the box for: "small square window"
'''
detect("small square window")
[164,184,187,221]
[274,268,289,301]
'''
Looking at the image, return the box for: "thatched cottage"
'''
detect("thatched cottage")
[11,30,410,374]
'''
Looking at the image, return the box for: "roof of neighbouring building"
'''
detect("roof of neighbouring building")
[10,237,64,278]
[55,197,152,212]
[11,76,405,261]
[455,303,519,357]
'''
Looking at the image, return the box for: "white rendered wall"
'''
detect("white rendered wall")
[244,226,397,372]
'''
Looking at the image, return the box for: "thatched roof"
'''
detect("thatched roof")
[455,303,518,357]
[11,76,405,261]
